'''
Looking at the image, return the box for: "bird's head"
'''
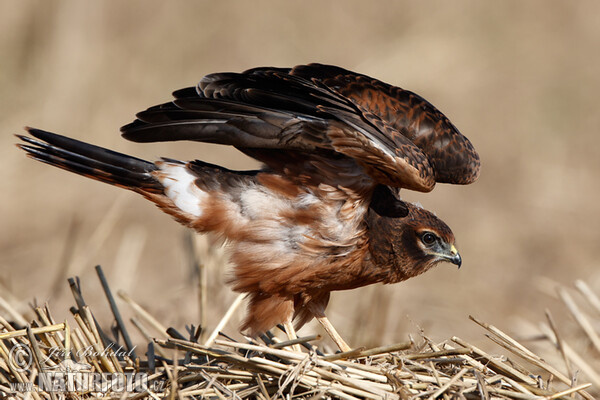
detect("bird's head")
[405,205,461,269]
[367,189,461,283]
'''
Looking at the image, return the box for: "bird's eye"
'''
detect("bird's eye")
[421,232,437,245]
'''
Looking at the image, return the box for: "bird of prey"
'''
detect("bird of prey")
[18,63,480,351]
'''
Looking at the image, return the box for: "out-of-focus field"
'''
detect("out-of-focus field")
[2,0,600,354]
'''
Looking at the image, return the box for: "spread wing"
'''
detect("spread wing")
[122,63,480,192]
[291,64,481,185]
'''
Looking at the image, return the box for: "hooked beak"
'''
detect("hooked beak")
[447,244,462,268]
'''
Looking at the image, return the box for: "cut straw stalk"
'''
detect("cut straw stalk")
[428,367,469,399]
[118,290,169,336]
[204,293,245,347]
[95,265,137,361]
[72,310,115,373]
[544,383,592,400]
[538,322,600,388]
[544,309,572,379]
[469,315,572,386]
[557,287,600,353]
[270,334,320,349]
[575,279,600,314]
[0,296,29,327]
[451,336,537,386]
[282,321,302,352]
[0,323,66,340]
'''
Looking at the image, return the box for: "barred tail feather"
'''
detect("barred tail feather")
[17,127,163,193]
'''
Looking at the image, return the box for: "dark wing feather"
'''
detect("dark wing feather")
[292,63,481,185]
[123,86,332,151]
[122,64,480,191]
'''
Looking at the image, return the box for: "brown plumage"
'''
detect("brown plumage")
[17,63,479,339]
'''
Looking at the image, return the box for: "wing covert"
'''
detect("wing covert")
[292,63,481,184]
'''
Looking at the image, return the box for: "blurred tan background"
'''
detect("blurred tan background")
[2,0,600,356]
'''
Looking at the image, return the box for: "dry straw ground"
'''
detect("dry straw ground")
[1,1,600,397]
[0,268,598,398]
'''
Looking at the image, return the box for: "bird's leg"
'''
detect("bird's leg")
[283,320,302,352]
[313,313,352,353]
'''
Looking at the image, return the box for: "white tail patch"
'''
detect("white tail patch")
[155,161,206,217]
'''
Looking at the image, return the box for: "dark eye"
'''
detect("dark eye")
[421,232,437,245]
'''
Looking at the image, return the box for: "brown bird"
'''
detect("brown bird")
[18,64,480,351]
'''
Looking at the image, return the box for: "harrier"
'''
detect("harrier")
[18,64,480,351]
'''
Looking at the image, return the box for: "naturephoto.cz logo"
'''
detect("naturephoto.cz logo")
[7,343,162,395]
